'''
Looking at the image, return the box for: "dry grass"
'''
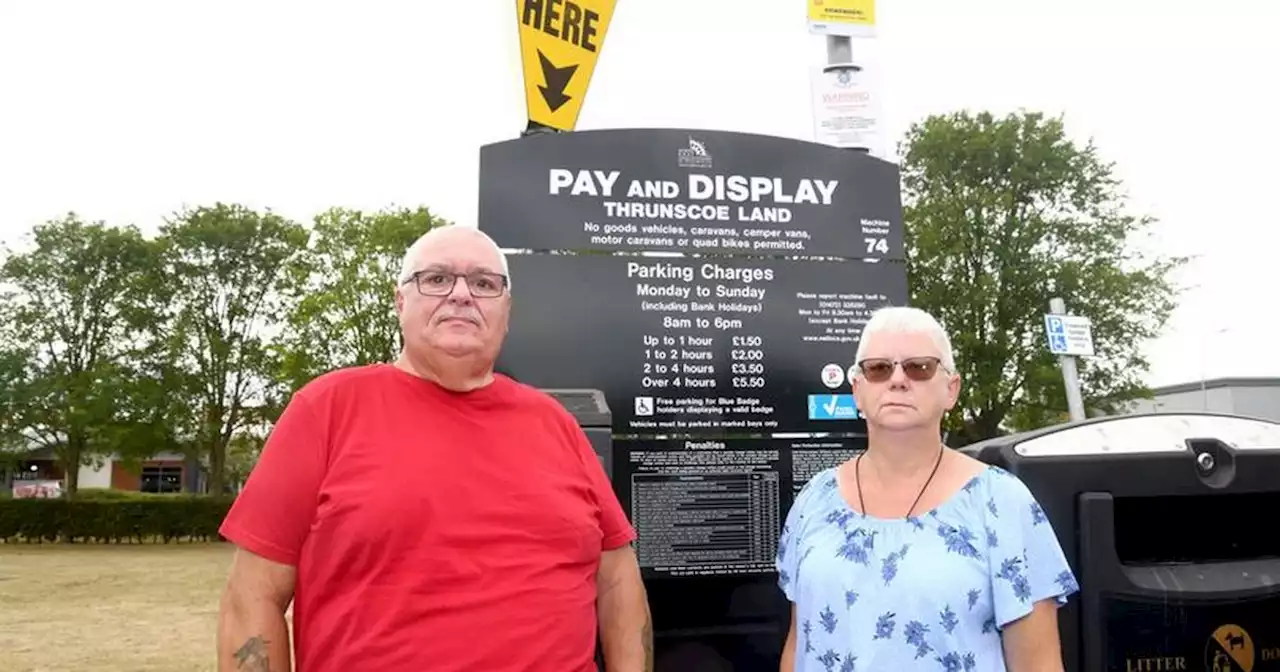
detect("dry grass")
[0,542,238,672]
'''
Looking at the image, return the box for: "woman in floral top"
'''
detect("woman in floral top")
[777,307,1077,672]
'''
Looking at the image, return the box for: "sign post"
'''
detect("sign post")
[1045,297,1093,422]
[515,0,618,135]
[495,6,903,666]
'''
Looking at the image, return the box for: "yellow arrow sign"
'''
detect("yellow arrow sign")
[516,0,617,132]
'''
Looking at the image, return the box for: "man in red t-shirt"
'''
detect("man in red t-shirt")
[215,225,652,672]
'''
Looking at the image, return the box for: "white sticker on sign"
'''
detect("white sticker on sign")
[822,363,846,389]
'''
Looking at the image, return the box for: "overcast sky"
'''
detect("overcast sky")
[1,0,1274,389]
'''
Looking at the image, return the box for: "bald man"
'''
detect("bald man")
[216,225,652,672]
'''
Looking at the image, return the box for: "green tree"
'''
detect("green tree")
[900,110,1186,445]
[157,203,309,495]
[0,340,25,494]
[0,300,32,474]
[123,246,204,469]
[0,350,27,450]
[273,205,447,396]
[0,214,158,494]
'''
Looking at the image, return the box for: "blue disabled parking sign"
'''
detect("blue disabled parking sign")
[1043,313,1093,356]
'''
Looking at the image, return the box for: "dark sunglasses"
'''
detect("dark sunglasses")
[856,357,945,383]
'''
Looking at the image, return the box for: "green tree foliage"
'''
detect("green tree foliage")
[0,202,448,495]
[273,205,447,397]
[0,318,32,492]
[0,316,30,461]
[0,215,158,493]
[900,111,1186,444]
[155,203,309,495]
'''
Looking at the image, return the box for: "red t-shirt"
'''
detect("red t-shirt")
[219,364,636,672]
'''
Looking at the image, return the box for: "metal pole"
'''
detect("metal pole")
[826,34,852,64]
[1050,297,1087,422]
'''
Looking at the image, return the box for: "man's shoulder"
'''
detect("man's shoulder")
[496,375,577,420]
[294,363,396,401]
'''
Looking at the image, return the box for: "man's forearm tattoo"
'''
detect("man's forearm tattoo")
[234,635,271,671]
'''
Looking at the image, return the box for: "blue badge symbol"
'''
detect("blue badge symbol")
[1044,315,1069,354]
[808,394,859,420]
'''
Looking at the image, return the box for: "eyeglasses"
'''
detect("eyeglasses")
[404,270,508,298]
[856,357,946,383]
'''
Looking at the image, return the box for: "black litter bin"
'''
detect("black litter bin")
[965,412,1280,672]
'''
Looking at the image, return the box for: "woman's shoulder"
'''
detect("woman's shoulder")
[792,466,842,511]
[947,459,1050,529]
[781,467,846,536]
[971,461,1040,503]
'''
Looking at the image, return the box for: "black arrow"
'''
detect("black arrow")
[537,50,578,113]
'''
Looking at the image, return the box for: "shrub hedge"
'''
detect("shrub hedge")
[0,492,235,543]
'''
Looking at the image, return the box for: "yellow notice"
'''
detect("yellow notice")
[807,0,876,37]
[516,0,618,131]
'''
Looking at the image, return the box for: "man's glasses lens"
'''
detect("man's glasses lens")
[413,271,506,297]
[858,357,940,382]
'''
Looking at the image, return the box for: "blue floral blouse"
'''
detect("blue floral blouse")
[776,464,1079,672]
